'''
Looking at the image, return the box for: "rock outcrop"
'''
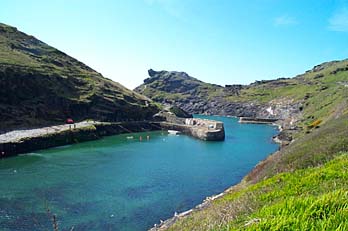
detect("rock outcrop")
[134,69,303,121]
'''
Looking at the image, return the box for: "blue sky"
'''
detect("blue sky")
[1,0,348,89]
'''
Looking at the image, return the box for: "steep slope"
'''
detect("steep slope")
[0,23,159,131]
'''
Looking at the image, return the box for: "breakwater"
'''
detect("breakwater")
[160,118,225,141]
[0,121,160,157]
[239,117,278,124]
[0,118,225,157]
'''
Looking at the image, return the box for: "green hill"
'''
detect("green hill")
[135,69,223,103]
[0,23,159,131]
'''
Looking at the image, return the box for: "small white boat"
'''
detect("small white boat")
[168,130,180,135]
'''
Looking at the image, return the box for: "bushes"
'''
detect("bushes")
[308,119,322,129]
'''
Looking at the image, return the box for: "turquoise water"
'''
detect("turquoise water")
[0,116,278,231]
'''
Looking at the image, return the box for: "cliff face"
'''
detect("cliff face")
[134,69,301,119]
[0,23,159,131]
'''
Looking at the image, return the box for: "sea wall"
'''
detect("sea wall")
[0,122,161,157]
[0,119,225,157]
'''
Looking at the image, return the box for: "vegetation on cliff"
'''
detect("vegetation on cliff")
[0,23,159,131]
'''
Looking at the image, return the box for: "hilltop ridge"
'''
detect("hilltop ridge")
[0,23,159,131]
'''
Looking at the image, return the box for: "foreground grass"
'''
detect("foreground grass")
[224,154,348,230]
[168,153,348,231]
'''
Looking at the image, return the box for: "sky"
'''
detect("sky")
[1,0,348,89]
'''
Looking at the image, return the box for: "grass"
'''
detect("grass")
[168,153,348,231]
[224,154,348,230]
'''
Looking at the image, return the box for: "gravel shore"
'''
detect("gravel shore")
[0,121,97,143]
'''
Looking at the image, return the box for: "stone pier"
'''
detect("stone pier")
[159,118,225,141]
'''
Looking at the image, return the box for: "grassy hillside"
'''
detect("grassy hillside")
[169,153,348,231]
[0,23,159,131]
[237,60,348,127]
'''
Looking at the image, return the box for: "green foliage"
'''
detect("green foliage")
[308,119,322,129]
[227,154,348,231]
[247,190,348,231]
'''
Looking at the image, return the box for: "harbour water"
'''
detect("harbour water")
[0,116,278,230]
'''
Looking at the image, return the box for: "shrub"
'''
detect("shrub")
[308,119,322,129]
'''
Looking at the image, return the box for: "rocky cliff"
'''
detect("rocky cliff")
[134,69,302,120]
[0,23,160,132]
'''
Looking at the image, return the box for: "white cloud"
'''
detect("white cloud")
[329,8,348,32]
[274,15,298,26]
